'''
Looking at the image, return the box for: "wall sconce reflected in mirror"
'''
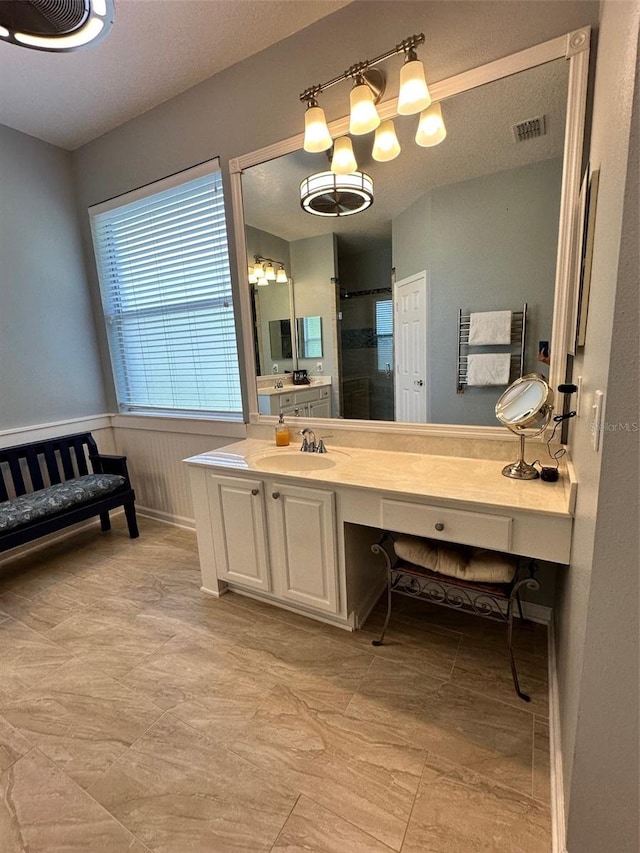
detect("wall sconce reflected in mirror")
[249,255,289,286]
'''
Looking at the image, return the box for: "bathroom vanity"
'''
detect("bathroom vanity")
[256,378,332,418]
[186,440,575,630]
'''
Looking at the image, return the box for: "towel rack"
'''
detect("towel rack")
[456,303,527,393]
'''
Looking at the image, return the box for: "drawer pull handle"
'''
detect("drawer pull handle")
[272,491,280,500]
[435,522,445,531]
[251,488,259,496]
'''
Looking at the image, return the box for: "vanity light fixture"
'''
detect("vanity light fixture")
[251,255,288,286]
[372,119,401,162]
[415,102,447,147]
[299,34,446,215]
[0,0,114,51]
[331,136,358,175]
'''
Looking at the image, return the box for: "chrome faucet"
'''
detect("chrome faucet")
[300,429,332,453]
[299,428,316,452]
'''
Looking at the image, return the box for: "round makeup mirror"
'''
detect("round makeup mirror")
[495,373,554,479]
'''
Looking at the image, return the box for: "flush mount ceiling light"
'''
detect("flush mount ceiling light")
[300,171,373,218]
[249,255,289,286]
[0,0,114,52]
[299,33,446,189]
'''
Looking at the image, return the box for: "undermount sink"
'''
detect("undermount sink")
[250,448,350,473]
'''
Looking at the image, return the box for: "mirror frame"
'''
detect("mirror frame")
[229,27,590,438]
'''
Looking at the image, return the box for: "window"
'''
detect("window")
[89,160,242,418]
[375,299,393,372]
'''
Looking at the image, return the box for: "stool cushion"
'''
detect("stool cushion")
[394,535,516,584]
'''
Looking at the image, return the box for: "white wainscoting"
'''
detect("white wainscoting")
[0,413,246,527]
[112,416,246,526]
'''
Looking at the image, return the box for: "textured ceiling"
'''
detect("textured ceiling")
[0,0,352,149]
[242,58,569,255]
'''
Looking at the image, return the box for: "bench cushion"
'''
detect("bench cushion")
[0,474,126,533]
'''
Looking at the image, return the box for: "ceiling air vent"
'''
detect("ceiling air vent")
[512,115,547,143]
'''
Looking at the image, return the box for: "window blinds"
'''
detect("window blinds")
[375,299,393,372]
[89,163,242,418]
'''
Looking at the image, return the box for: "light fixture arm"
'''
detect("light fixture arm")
[299,32,425,103]
[254,254,286,269]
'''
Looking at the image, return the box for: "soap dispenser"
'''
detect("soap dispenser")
[275,414,290,447]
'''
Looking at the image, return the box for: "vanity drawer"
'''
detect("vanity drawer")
[381,499,512,551]
[293,389,316,404]
[278,393,294,408]
[319,387,330,399]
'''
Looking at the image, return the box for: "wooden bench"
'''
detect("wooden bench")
[0,432,138,554]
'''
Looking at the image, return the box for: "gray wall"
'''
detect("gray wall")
[393,159,562,425]
[0,125,106,430]
[555,2,640,849]
[71,0,600,413]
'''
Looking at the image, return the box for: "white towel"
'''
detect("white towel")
[466,353,511,386]
[468,310,512,345]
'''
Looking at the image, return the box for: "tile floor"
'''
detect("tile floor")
[0,516,551,852]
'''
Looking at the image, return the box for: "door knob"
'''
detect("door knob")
[272,492,280,500]
[251,488,259,496]
[414,379,424,386]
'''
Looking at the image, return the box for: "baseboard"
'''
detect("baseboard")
[548,615,568,853]
[136,506,195,530]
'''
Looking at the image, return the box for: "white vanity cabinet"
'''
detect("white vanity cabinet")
[257,384,332,418]
[200,470,339,616]
[187,439,575,631]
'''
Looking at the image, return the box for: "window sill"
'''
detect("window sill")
[111,412,248,439]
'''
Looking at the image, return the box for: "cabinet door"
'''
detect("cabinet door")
[207,474,271,591]
[268,483,338,613]
[308,398,331,418]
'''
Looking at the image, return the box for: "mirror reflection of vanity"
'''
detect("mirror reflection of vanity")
[231,28,590,434]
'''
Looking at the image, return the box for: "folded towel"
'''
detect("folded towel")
[466,353,511,386]
[394,535,517,584]
[468,310,512,345]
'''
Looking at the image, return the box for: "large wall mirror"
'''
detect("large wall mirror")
[230,29,590,432]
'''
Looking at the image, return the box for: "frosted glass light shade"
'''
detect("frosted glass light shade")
[303,105,332,152]
[253,263,264,278]
[349,84,380,135]
[276,267,288,283]
[397,59,431,115]
[257,277,269,287]
[372,120,401,162]
[248,266,258,284]
[331,137,358,175]
[415,102,447,147]
[265,265,276,281]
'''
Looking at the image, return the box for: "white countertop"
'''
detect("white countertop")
[185,438,575,519]
[256,378,331,397]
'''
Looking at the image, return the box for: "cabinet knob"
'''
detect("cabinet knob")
[251,488,259,496]
[435,522,445,531]
[272,491,280,500]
